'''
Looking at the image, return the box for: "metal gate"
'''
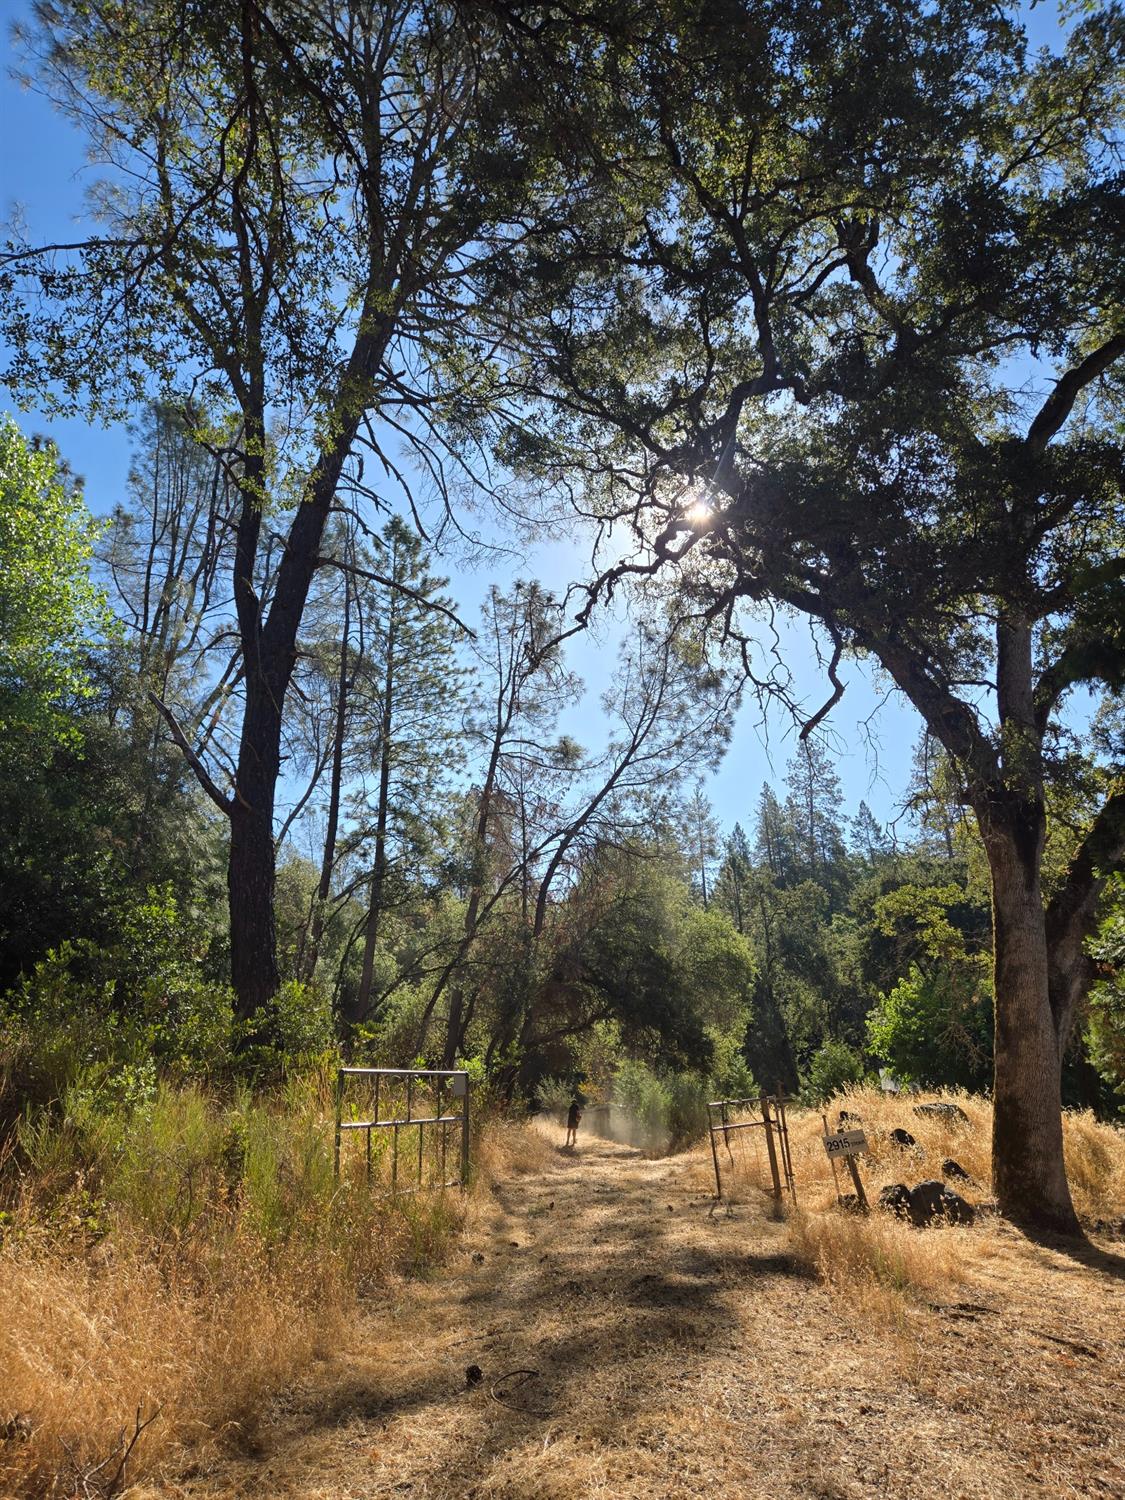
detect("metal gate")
[333,1067,470,1192]
[708,1091,796,1202]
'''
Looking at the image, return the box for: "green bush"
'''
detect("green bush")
[866,963,992,1091]
[709,1030,758,1102]
[803,1040,867,1105]
[535,1075,576,1115]
[611,1058,722,1150]
[664,1070,711,1148]
[613,1057,672,1136]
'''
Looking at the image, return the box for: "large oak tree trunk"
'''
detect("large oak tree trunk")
[981,804,1079,1233]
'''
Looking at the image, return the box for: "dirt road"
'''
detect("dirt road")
[185,1134,1124,1500]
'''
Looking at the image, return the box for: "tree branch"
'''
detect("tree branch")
[148,691,233,814]
[1045,781,1125,1046]
[1025,332,1125,454]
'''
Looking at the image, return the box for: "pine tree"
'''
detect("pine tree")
[344,518,466,1031]
[713,823,753,933]
[784,740,846,883]
[849,801,890,863]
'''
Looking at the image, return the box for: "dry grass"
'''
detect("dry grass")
[476,1114,556,1181]
[781,1083,1125,1219]
[0,1080,549,1499]
[2,1232,335,1494]
[772,1086,1125,1321]
[177,1127,1125,1500]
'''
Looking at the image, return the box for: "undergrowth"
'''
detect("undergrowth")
[0,1064,538,1497]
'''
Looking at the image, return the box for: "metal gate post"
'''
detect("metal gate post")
[333,1068,343,1180]
[460,1074,471,1188]
[707,1105,722,1198]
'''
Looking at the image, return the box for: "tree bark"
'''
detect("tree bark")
[982,802,1078,1232]
[228,679,282,1026]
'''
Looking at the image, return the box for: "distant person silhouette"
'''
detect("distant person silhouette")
[565,1098,582,1148]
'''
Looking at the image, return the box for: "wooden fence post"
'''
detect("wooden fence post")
[760,1094,783,1200]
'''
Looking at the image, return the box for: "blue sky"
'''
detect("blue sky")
[0,1,1073,840]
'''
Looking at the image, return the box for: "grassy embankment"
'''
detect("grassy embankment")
[0,1066,549,1497]
[718,1086,1125,1323]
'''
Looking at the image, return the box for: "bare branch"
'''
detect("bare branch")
[148,691,233,814]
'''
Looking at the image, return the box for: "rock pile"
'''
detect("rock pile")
[878,1178,975,1228]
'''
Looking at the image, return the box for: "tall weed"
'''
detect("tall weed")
[0,1069,483,1496]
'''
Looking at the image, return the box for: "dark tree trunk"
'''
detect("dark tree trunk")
[977,617,1079,1232]
[228,681,282,1025]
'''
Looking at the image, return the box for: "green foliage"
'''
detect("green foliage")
[1,884,233,1069]
[238,982,337,1080]
[708,1030,757,1102]
[613,1058,676,1139]
[804,1041,868,1106]
[5,1066,456,1288]
[1087,872,1125,1102]
[0,416,108,768]
[0,887,338,1122]
[867,964,993,1092]
[535,1075,576,1115]
[0,642,230,995]
[611,1056,738,1152]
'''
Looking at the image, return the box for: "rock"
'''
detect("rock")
[942,1158,972,1182]
[878,1183,912,1217]
[939,1189,976,1226]
[889,1128,917,1149]
[907,1179,975,1227]
[913,1101,969,1124]
[907,1179,948,1226]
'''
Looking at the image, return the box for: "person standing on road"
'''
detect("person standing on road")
[565,1098,582,1148]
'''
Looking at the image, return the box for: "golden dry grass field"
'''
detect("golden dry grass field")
[136,1095,1125,1500]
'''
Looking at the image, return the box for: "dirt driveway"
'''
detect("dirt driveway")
[181,1134,1124,1500]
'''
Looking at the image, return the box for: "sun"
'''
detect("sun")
[678,481,713,527]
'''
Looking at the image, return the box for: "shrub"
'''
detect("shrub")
[536,1075,576,1116]
[804,1040,867,1105]
[866,963,992,1091]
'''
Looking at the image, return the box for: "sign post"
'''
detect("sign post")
[821,1118,869,1208]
